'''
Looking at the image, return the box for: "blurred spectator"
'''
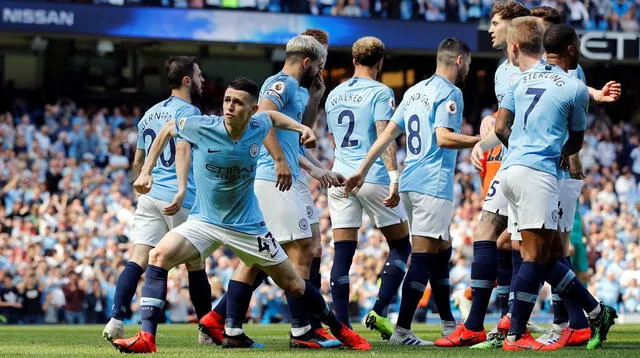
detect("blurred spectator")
[62,272,86,324]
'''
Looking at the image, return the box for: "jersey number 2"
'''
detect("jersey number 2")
[143,128,176,167]
[338,110,359,148]
[523,88,546,130]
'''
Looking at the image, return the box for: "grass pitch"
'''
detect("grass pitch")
[1,323,639,357]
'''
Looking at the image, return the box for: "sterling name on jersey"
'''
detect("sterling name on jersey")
[326,77,396,185]
[255,72,309,182]
[500,62,589,177]
[175,113,272,235]
[137,96,199,209]
[391,74,464,201]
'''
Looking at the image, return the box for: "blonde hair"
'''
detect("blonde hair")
[507,16,544,55]
[352,37,385,67]
[285,35,327,62]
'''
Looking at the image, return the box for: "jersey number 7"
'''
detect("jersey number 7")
[523,88,546,130]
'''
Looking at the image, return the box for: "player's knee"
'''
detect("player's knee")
[283,278,306,298]
[148,247,167,268]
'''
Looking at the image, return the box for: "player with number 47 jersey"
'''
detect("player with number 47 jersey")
[344,38,479,346]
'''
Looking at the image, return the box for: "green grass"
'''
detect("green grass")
[1,323,639,357]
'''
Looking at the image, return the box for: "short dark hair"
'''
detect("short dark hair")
[301,28,329,47]
[352,37,385,67]
[437,38,471,65]
[165,56,198,89]
[544,24,579,55]
[531,6,562,25]
[228,77,259,101]
[491,0,531,20]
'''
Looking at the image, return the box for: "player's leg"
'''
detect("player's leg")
[357,182,411,339]
[112,220,219,354]
[327,185,363,327]
[309,222,323,332]
[496,230,513,317]
[103,195,167,341]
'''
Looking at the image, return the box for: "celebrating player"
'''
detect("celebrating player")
[102,56,213,344]
[111,77,370,353]
[344,37,479,345]
[324,36,410,339]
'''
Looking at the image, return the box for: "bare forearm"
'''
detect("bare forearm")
[302,147,325,169]
[376,121,398,171]
[361,123,402,175]
[175,142,191,194]
[267,110,305,135]
[142,121,175,174]
[477,130,502,152]
[302,97,321,127]
[437,131,480,149]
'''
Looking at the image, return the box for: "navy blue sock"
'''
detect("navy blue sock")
[112,261,144,320]
[465,241,497,332]
[212,271,267,319]
[396,253,435,330]
[309,257,322,330]
[545,258,598,317]
[432,247,454,322]
[372,235,410,315]
[508,249,523,313]
[559,257,589,329]
[140,265,168,336]
[188,269,212,320]
[551,286,569,325]
[508,262,545,338]
[286,281,312,331]
[496,249,512,317]
[225,280,253,329]
[330,241,357,327]
[303,280,342,332]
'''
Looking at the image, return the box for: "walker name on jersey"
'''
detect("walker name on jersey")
[205,163,257,181]
[520,71,567,87]
[328,93,364,107]
[139,111,173,129]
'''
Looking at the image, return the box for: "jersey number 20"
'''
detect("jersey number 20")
[143,128,176,167]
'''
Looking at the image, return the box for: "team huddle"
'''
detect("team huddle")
[100,1,622,353]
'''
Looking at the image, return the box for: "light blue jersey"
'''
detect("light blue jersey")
[501,62,589,177]
[175,113,272,235]
[137,96,198,209]
[495,59,521,107]
[559,64,588,179]
[326,77,396,185]
[255,72,309,182]
[391,75,464,201]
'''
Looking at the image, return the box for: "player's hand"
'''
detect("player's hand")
[310,72,325,101]
[164,190,185,216]
[343,171,365,197]
[479,115,496,139]
[310,167,344,189]
[383,182,400,208]
[274,159,292,192]
[559,153,570,172]
[595,81,622,103]
[133,173,153,194]
[300,126,317,148]
[470,143,485,171]
[569,154,586,180]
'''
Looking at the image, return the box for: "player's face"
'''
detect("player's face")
[190,64,204,99]
[300,57,324,88]
[507,40,518,66]
[223,88,257,124]
[489,15,509,49]
[568,42,580,69]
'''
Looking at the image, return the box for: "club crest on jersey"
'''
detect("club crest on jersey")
[552,209,559,223]
[249,143,259,157]
[272,81,286,94]
[446,100,457,115]
[389,97,395,109]
[306,205,314,218]
[299,218,309,231]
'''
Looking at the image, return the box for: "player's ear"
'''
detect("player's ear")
[352,58,357,67]
[183,75,191,87]
[456,54,464,68]
[250,103,259,116]
[302,57,311,70]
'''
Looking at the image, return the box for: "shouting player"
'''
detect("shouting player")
[102,56,213,344]
[345,38,479,345]
[324,36,410,339]
[111,77,370,353]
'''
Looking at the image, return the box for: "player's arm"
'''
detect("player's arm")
[131,149,145,182]
[375,120,401,207]
[298,152,344,189]
[494,107,515,148]
[302,72,325,128]
[562,85,589,168]
[163,141,191,216]
[134,120,177,194]
[435,128,480,149]
[588,81,621,103]
[259,98,293,191]
[265,110,316,148]
[343,122,403,195]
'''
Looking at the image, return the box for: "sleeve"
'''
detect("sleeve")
[435,88,463,130]
[390,93,407,130]
[500,84,516,113]
[136,123,145,150]
[175,104,201,120]
[175,115,203,144]
[260,77,292,111]
[570,84,589,132]
[253,112,273,137]
[373,87,396,122]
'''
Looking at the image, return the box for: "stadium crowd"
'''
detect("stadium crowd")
[0,79,638,326]
[34,0,640,31]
